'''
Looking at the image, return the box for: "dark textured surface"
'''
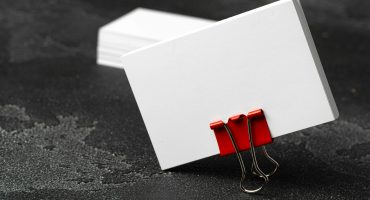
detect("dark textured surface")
[0,0,369,199]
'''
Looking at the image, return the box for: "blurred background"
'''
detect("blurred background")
[0,0,369,199]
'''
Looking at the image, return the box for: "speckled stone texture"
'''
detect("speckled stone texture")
[0,0,369,199]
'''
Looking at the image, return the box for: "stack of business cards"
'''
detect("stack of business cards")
[121,0,339,170]
[97,8,214,68]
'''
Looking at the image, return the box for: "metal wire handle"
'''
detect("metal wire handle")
[251,146,279,177]
[223,121,268,193]
[223,117,279,194]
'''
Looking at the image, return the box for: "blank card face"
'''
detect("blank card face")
[121,0,339,170]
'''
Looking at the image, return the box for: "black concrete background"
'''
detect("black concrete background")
[0,0,369,199]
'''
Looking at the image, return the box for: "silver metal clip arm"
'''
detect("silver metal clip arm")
[223,123,268,193]
[223,117,279,194]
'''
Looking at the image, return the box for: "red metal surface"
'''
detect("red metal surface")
[210,109,273,156]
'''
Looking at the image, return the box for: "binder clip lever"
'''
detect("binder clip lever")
[210,109,279,194]
[247,110,279,178]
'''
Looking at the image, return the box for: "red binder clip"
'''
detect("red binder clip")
[210,109,279,194]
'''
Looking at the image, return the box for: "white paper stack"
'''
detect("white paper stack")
[121,0,339,169]
[97,8,214,68]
